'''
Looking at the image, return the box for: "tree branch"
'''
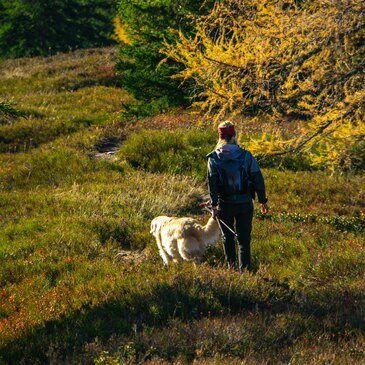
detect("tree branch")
[268,104,358,157]
[202,22,365,79]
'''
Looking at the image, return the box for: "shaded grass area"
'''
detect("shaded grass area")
[0,48,364,364]
[1,262,364,364]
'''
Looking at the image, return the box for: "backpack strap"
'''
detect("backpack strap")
[206,151,217,159]
[242,150,256,200]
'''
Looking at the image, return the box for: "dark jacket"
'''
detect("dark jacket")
[207,144,267,206]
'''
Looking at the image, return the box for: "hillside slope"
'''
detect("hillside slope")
[0,48,364,364]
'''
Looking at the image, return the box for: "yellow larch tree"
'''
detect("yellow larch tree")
[162,0,365,170]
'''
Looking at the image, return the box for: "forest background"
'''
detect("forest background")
[0,0,364,364]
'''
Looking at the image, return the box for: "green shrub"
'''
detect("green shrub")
[255,211,365,233]
[257,152,315,171]
[117,128,216,180]
[121,97,170,119]
[0,102,24,123]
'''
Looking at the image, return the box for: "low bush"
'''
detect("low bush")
[257,152,315,171]
[255,211,365,233]
[121,97,171,119]
[0,102,24,124]
[117,128,216,180]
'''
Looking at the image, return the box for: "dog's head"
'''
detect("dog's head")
[150,216,172,236]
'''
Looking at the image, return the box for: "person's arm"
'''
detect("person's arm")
[246,151,269,214]
[251,169,267,203]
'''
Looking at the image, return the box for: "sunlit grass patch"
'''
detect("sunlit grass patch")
[263,168,365,217]
[20,86,129,119]
[0,116,82,152]
[0,47,129,153]
[0,86,129,152]
[1,146,93,189]
[0,48,118,93]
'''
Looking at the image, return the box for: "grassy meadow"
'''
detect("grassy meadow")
[0,48,364,364]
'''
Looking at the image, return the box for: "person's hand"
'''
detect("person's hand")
[198,201,210,207]
[260,203,269,215]
[211,206,219,219]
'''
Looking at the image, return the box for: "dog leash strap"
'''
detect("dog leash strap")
[217,217,238,237]
[215,216,226,240]
[203,206,238,237]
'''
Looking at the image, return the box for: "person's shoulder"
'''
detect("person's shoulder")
[235,146,250,158]
[206,150,217,159]
[241,148,255,159]
[243,149,261,170]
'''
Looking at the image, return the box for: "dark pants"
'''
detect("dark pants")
[218,201,254,271]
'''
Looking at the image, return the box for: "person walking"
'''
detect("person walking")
[207,121,269,271]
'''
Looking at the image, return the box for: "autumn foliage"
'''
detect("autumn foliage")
[163,0,365,170]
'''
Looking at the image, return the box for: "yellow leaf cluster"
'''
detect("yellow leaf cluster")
[113,16,132,45]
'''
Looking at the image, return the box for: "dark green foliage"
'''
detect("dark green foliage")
[348,139,365,171]
[0,102,24,123]
[0,0,116,58]
[122,97,170,119]
[116,0,214,108]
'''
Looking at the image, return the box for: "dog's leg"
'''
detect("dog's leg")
[156,234,170,265]
[160,249,170,266]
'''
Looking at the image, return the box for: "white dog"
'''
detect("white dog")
[150,215,220,265]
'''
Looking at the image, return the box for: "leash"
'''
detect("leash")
[215,214,226,240]
[202,206,238,238]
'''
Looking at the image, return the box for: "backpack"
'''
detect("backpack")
[214,150,251,197]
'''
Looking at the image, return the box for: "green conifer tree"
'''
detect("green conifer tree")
[116,0,214,107]
[0,0,116,58]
